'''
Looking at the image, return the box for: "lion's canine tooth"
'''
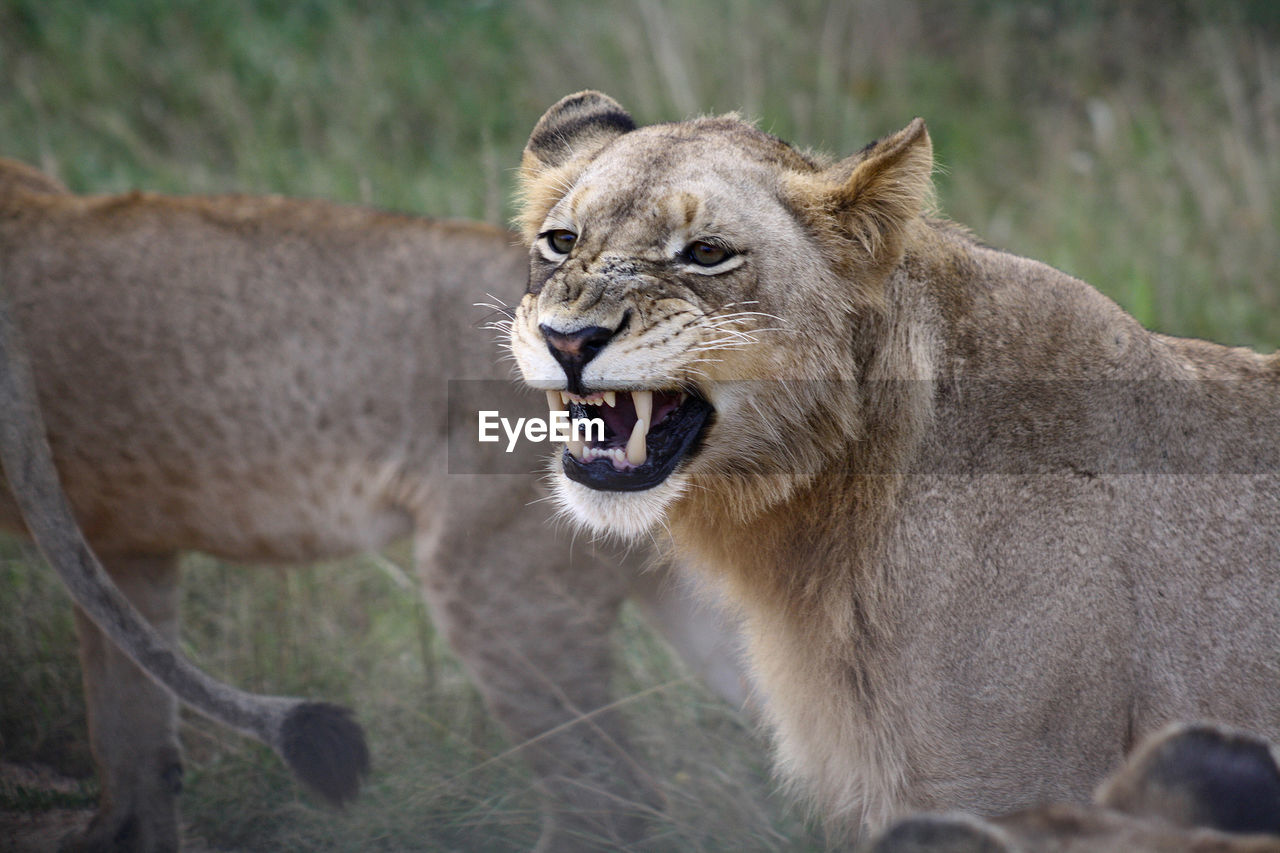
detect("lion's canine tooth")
[604,391,617,407]
[567,436,585,460]
[626,418,648,466]
[546,390,566,413]
[560,391,572,406]
[633,390,653,429]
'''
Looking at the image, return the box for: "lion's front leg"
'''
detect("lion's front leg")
[419,483,663,852]
[66,553,183,853]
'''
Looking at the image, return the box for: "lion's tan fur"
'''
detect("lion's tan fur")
[511,92,1280,835]
[0,157,745,852]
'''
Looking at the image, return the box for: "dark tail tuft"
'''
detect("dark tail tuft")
[279,702,370,806]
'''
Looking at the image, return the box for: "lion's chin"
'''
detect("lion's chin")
[552,470,686,542]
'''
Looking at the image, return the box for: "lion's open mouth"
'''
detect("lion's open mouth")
[545,389,713,491]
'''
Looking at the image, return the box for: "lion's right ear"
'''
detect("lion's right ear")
[516,91,635,241]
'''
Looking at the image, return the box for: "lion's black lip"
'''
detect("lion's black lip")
[562,394,713,491]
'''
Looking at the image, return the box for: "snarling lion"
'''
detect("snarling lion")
[510,92,1280,836]
[0,158,745,852]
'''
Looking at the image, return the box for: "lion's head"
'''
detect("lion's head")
[510,91,934,540]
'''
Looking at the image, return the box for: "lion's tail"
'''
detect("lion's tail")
[0,281,368,805]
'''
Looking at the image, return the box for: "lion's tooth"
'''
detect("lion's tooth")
[547,390,565,413]
[633,390,653,430]
[626,418,648,466]
[603,391,617,407]
[567,436,585,460]
[560,391,572,406]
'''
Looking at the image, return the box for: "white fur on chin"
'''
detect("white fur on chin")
[552,467,686,542]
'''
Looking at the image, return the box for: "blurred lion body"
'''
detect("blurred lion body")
[510,93,1280,835]
[0,158,743,851]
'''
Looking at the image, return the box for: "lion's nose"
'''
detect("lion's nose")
[540,321,621,395]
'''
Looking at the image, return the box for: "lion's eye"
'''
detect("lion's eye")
[544,229,578,255]
[685,240,732,267]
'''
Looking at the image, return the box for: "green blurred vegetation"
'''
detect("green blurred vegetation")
[1,542,806,851]
[1,0,1277,849]
[4,0,1279,344]
[2,0,1278,346]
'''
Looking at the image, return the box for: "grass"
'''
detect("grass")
[1,543,810,851]
[1,0,1277,849]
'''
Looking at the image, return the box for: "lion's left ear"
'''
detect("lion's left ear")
[515,91,636,242]
[816,118,934,263]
